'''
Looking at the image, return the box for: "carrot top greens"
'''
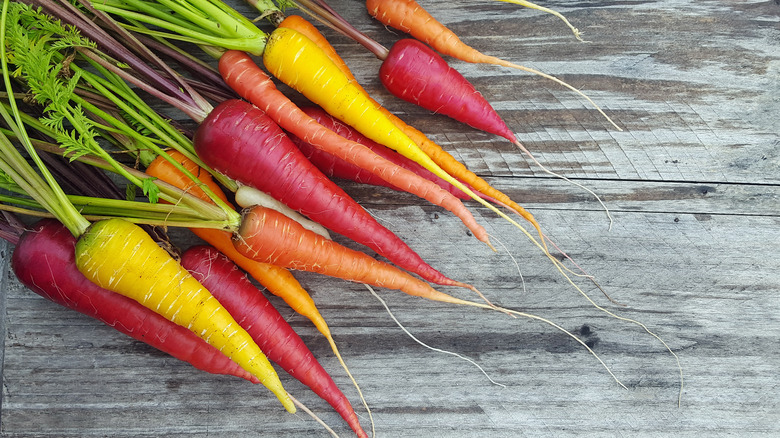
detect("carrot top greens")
[1,0,239,230]
[83,0,272,55]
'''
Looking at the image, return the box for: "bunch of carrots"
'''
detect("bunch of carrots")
[0,0,682,435]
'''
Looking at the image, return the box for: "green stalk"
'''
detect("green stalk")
[68,70,240,219]
[0,196,236,230]
[4,84,236,223]
[91,0,268,55]
[22,134,233,223]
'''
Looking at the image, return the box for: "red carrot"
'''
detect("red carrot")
[380,38,516,144]
[193,98,473,290]
[10,219,258,384]
[180,245,367,438]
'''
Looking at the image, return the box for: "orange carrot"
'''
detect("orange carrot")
[217,49,492,247]
[236,204,475,307]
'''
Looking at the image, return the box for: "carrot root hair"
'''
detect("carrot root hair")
[367,284,627,389]
[495,0,585,42]
[287,393,340,438]
[496,60,622,132]
[365,284,507,388]
[512,139,614,231]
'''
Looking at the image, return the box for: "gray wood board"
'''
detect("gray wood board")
[2,0,779,437]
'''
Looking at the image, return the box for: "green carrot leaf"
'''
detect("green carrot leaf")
[142,176,160,203]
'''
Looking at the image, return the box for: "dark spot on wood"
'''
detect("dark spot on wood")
[585,339,597,349]
[699,186,715,196]
[579,325,592,336]
[674,217,680,222]
[166,379,182,391]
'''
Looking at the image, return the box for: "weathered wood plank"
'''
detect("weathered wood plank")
[2,0,779,437]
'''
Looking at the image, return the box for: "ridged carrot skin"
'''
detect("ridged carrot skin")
[74,218,295,413]
[181,245,368,438]
[11,219,258,384]
[194,98,470,289]
[235,205,475,307]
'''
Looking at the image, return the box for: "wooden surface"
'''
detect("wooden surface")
[2,0,779,436]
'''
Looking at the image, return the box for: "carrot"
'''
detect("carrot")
[181,245,368,438]
[235,204,468,304]
[194,98,475,290]
[381,38,518,143]
[9,218,260,384]
[216,49,491,248]
[365,0,619,130]
[277,15,547,236]
[74,217,295,413]
[234,184,333,239]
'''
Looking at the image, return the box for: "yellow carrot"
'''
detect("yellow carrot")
[74,218,295,413]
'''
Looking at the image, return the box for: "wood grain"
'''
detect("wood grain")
[2,0,779,436]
